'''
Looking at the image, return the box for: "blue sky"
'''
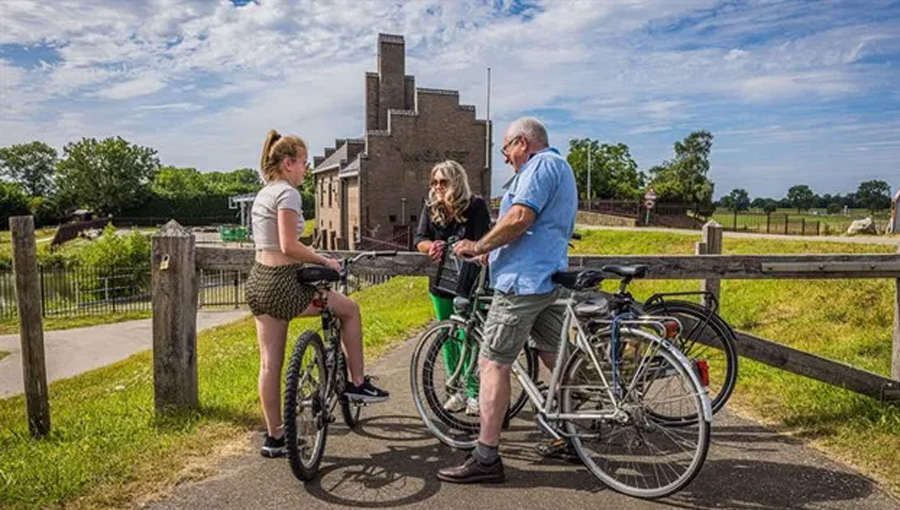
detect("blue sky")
[1,0,899,199]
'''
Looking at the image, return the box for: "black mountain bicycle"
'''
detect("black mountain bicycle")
[283,250,396,481]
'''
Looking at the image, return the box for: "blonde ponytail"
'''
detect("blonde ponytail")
[259,129,308,182]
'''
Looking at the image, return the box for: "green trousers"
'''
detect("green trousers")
[430,292,479,398]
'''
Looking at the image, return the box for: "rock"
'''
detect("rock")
[846,217,877,236]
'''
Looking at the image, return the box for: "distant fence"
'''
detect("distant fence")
[576,201,895,236]
[1,265,393,320]
[713,211,892,236]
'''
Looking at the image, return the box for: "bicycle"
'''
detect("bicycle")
[410,255,539,446]
[415,264,713,498]
[283,250,396,482]
[412,257,737,441]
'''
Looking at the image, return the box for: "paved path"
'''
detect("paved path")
[0,309,249,397]
[145,334,899,510]
[578,224,900,246]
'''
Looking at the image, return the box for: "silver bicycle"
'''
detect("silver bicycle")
[411,265,712,499]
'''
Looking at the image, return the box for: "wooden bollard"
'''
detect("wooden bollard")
[700,220,723,309]
[151,220,199,411]
[893,244,900,382]
[10,216,50,437]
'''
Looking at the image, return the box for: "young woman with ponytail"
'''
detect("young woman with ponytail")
[247,130,389,458]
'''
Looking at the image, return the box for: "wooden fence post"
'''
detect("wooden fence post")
[700,220,723,308]
[893,244,900,382]
[151,220,199,411]
[10,216,50,437]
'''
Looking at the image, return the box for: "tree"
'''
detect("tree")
[0,141,57,197]
[203,168,262,196]
[826,202,841,214]
[726,188,750,211]
[567,139,645,201]
[786,184,816,213]
[856,180,891,213]
[750,197,768,210]
[0,182,30,225]
[56,137,160,216]
[648,131,715,208]
[762,199,778,213]
[301,165,315,220]
[152,166,210,198]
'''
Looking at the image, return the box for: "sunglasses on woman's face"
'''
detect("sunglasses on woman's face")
[431,178,449,188]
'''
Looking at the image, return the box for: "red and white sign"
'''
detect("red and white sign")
[644,187,657,209]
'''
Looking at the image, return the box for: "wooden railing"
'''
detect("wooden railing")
[185,222,900,403]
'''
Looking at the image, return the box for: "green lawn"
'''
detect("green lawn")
[0,276,431,510]
[574,228,900,494]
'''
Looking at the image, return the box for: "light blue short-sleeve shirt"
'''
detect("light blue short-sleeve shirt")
[489,148,578,295]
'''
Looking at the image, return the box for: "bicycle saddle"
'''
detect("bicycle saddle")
[601,265,648,279]
[552,270,604,290]
[297,266,341,283]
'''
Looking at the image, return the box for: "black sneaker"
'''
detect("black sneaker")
[260,434,286,458]
[343,376,390,403]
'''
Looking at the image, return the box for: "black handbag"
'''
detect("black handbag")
[434,248,482,298]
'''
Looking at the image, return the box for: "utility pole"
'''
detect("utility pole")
[586,144,592,211]
[486,67,492,198]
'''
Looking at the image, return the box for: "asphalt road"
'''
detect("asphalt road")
[144,333,900,510]
[0,309,249,397]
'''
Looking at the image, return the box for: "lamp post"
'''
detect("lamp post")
[586,145,592,211]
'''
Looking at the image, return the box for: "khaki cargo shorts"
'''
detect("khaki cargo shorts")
[480,286,567,365]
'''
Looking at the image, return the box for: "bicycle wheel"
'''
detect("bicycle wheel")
[644,300,738,415]
[284,330,329,481]
[338,351,361,428]
[410,320,537,449]
[561,330,711,499]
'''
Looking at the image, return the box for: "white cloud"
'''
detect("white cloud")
[98,77,167,100]
[0,0,898,197]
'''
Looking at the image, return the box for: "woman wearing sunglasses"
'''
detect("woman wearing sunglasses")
[414,160,492,415]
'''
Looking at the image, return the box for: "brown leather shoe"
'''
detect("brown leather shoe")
[437,454,505,484]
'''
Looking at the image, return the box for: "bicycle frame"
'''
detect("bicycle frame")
[438,252,711,439]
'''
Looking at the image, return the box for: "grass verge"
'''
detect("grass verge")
[0,350,9,362]
[0,311,154,336]
[575,228,900,495]
[0,276,431,510]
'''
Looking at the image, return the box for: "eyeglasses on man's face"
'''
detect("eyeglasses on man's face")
[501,136,522,157]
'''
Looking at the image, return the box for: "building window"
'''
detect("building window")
[319,180,324,207]
[328,180,333,208]
[410,215,417,223]
[389,215,396,223]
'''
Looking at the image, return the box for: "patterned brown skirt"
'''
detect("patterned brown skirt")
[245,262,317,320]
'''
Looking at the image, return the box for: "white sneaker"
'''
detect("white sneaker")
[465,397,480,416]
[443,392,466,413]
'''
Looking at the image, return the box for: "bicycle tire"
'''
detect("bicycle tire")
[410,320,537,449]
[561,331,711,499]
[643,300,738,415]
[284,330,329,481]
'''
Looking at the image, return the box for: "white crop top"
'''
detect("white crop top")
[251,179,304,251]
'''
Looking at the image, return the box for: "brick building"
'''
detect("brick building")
[312,33,490,250]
